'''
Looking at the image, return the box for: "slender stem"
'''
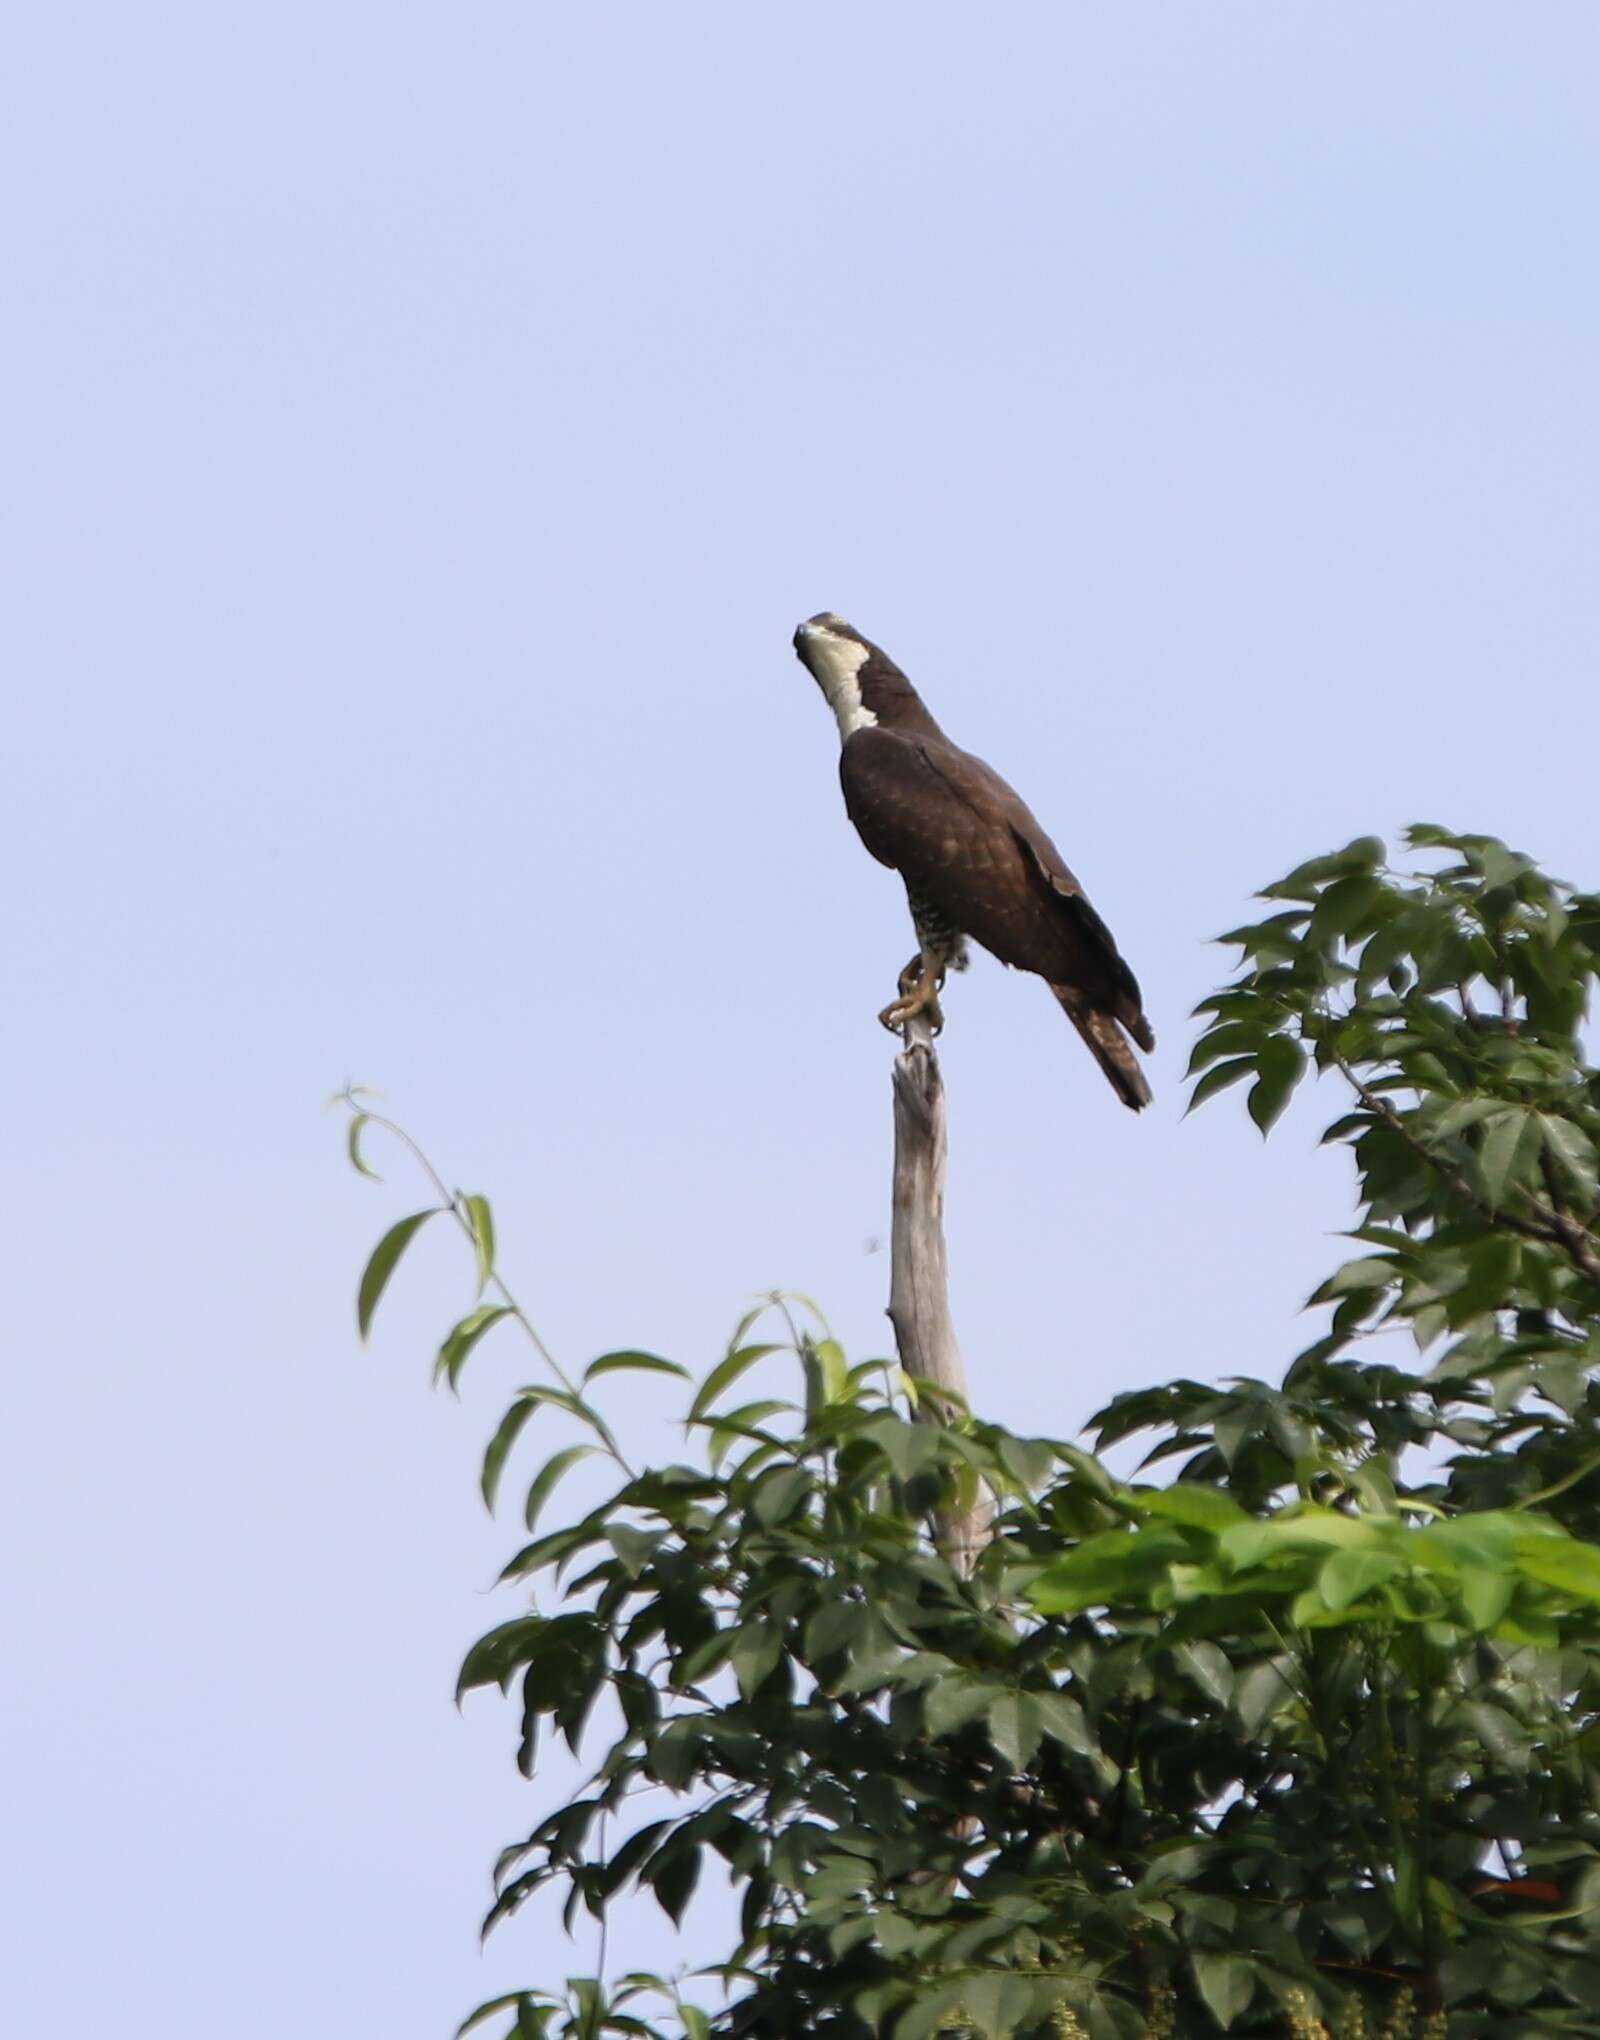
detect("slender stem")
[1512,1444,1600,1512]
[595,1807,610,1989]
[344,1090,635,1477]
[1412,1630,1441,2011]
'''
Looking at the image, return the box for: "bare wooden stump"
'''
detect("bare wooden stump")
[888,1010,992,1572]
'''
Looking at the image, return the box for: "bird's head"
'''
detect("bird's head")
[793,612,878,739]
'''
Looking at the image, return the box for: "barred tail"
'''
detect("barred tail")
[1049,985,1153,1112]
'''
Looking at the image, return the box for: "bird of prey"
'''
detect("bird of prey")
[793,612,1155,1110]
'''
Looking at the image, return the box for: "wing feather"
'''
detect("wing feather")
[837,724,1155,1089]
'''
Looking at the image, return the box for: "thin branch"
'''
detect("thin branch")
[1330,1057,1600,1288]
[1511,1445,1600,1513]
[342,1089,636,1476]
[1538,1149,1600,1281]
[595,1807,610,1987]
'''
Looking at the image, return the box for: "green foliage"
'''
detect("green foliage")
[357,1207,440,1339]
[342,828,1600,2038]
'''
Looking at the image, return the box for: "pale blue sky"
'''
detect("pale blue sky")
[5,5,1598,2032]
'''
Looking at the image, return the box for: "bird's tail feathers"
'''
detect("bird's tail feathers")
[1050,986,1153,1112]
[1125,1007,1156,1054]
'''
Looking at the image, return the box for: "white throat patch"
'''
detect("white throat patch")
[803,631,878,742]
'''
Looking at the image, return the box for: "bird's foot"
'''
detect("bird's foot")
[878,959,946,1036]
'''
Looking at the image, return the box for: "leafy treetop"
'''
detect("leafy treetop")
[343,826,1600,2039]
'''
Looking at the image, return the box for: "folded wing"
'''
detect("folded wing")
[839,725,1154,1106]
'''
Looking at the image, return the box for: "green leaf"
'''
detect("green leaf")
[678,2009,711,2040]
[1216,910,1310,961]
[482,1397,543,1511]
[688,1344,784,1423]
[805,1597,868,1665]
[1135,1483,1250,1532]
[1319,1894,1385,1960]
[605,1523,660,1575]
[1029,1525,1196,1612]
[750,1463,812,1527]
[1318,1546,1403,1610]
[583,1350,690,1384]
[1186,1056,1256,1114]
[1174,1639,1234,1706]
[498,1525,594,1582]
[1478,1107,1542,1208]
[500,1382,620,1454]
[924,1677,999,1738]
[1430,1097,1509,1140]
[1461,1569,1515,1630]
[346,1113,381,1180]
[1310,1255,1398,1303]
[1191,1950,1255,2029]
[1515,1535,1600,1603]
[892,1984,959,2040]
[610,1971,668,2001]
[1452,1234,1521,1321]
[1540,1115,1599,1205]
[730,1619,783,1699]
[1308,873,1385,948]
[1355,917,1412,992]
[707,1398,793,1469]
[956,1975,1047,2040]
[988,1690,1044,1771]
[1233,1657,1296,1735]
[435,1303,515,1389]
[1262,836,1386,898]
[457,1995,545,2039]
[1033,1688,1098,1757]
[1218,1510,1376,1568]
[357,1208,439,1339]
[461,1193,495,1293]
[803,1337,850,1410]
[455,1615,545,1700]
[522,1443,603,1530]
[1474,841,1533,890]
[862,1412,943,1482]
[1248,1035,1306,1136]
[648,1838,702,1924]
[835,1618,904,1695]
[1186,1019,1270,1077]
[567,1979,601,2040]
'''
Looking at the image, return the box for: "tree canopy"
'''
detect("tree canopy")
[346,825,1600,2038]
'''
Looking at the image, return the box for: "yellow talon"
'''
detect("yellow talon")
[878,958,946,1036]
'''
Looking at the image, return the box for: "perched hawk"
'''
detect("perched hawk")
[793,612,1155,1110]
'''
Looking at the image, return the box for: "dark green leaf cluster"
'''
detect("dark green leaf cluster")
[342,830,1600,2039]
[444,1314,1600,2039]
[1187,828,1600,1541]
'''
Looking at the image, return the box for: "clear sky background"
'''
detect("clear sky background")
[5,5,1598,2032]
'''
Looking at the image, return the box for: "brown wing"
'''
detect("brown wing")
[839,726,1153,1046]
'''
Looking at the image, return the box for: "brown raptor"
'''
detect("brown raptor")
[793,612,1154,1110]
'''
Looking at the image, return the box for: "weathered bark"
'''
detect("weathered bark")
[887,1010,992,1571]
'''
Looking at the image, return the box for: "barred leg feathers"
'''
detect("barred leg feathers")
[1049,985,1153,1111]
